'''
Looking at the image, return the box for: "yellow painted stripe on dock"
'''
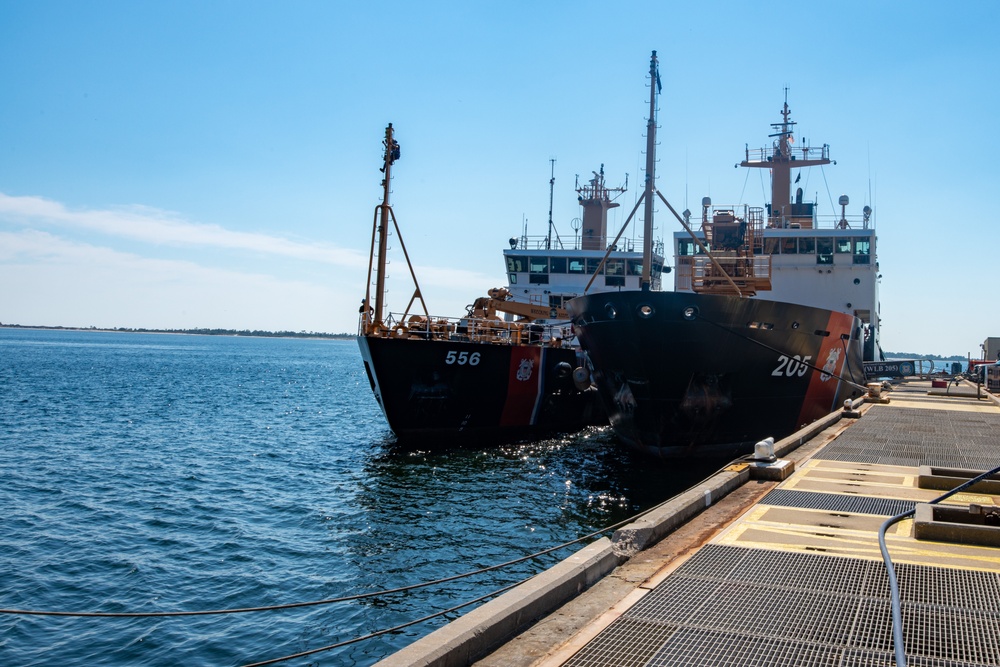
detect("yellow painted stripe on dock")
[775,459,1000,505]
[715,410,1000,573]
[717,391,1000,575]
[714,513,1000,572]
[889,397,998,413]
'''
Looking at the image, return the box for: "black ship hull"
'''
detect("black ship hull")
[357,335,604,442]
[566,291,866,457]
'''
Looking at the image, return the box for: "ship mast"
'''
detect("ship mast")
[583,51,742,297]
[546,159,555,250]
[641,51,659,291]
[740,90,831,227]
[582,51,665,295]
[364,124,400,334]
[362,124,430,336]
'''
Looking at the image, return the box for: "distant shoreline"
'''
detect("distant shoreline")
[0,324,354,340]
[0,324,969,358]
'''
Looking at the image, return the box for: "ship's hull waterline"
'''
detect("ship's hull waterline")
[567,290,866,457]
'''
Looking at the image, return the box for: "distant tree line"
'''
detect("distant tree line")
[0,323,354,339]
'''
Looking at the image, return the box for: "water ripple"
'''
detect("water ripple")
[0,329,712,666]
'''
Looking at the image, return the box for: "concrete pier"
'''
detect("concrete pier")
[376,380,1000,667]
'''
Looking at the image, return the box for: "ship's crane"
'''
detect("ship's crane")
[467,288,568,322]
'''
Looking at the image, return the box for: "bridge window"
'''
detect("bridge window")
[677,240,698,256]
[586,258,604,274]
[549,257,567,273]
[627,259,644,275]
[764,238,780,254]
[835,237,852,253]
[781,238,797,254]
[798,237,815,253]
[506,256,527,272]
[853,238,871,264]
[568,258,586,274]
[605,259,624,276]
[816,237,833,264]
[529,257,548,273]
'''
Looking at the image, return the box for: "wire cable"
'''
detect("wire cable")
[820,165,837,218]
[239,454,752,666]
[838,334,860,388]
[695,311,868,392]
[737,164,751,209]
[878,462,1000,667]
[0,462,741,620]
[0,530,598,619]
[0,441,755,665]
[239,578,527,667]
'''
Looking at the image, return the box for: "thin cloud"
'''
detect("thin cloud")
[0,192,368,267]
[0,228,313,282]
[0,228,505,330]
[0,192,506,330]
[0,229,354,331]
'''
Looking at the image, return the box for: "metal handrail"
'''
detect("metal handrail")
[358,311,575,346]
[744,144,830,163]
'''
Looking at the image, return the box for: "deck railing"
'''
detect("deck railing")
[744,143,830,164]
[511,234,665,255]
[359,311,575,346]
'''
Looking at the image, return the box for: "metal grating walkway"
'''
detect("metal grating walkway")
[759,489,916,516]
[557,387,1000,667]
[815,406,1000,469]
[565,545,1000,667]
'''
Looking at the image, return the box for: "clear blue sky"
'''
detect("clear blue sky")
[2,1,997,357]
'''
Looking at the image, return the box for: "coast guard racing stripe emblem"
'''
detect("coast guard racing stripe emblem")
[500,348,544,425]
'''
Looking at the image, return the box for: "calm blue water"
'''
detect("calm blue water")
[0,328,718,666]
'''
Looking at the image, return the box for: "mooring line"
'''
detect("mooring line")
[240,578,527,667]
[0,452,747,621]
[2,450,752,666]
[0,501,651,619]
[695,311,868,392]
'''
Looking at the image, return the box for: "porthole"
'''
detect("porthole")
[853,278,861,285]
[605,304,617,319]
[682,306,698,321]
[638,304,654,318]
